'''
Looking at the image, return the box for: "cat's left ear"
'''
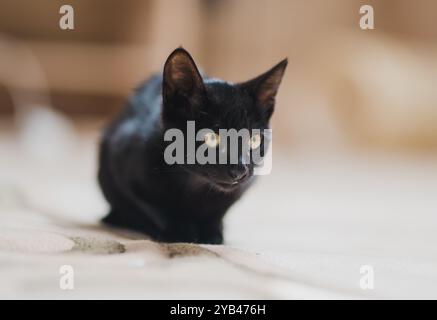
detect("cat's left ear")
[239,59,288,118]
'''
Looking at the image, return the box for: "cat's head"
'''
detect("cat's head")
[161,47,287,192]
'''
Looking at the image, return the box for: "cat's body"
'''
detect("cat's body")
[98,48,286,244]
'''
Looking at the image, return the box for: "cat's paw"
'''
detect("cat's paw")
[197,226,224,245]
[199,233,223,245]
[162,222,223,244]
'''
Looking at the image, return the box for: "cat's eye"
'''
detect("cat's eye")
[249,134,261,149]
[204,132,220,148]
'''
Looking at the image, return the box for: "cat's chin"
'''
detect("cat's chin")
[210,180,241,193]
[208,175,254,193]
[189,171,245,193]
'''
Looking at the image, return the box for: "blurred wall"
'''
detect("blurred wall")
[0,0,436,151]
[0,0,203,116]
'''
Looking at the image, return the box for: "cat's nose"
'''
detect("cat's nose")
[228,165,248,182]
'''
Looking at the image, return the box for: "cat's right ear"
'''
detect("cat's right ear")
[162,48,205,117]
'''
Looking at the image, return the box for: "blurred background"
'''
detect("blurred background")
[1,0,437,149]
[1,0,437,299]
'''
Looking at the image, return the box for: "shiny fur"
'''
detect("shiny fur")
[98,48,287,243]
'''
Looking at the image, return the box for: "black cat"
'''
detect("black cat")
[98,48,287,244]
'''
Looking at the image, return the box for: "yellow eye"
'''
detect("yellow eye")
[204,132,220,148]
[249,134,261,149]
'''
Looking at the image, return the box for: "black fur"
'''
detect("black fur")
[98,48,287,244]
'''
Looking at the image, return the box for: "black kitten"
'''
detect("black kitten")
[98,48,287,244]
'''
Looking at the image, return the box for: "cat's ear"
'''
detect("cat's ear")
[239,59,288,118]
[162,48,205,115]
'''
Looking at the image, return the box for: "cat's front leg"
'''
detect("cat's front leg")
[196,220,224,245]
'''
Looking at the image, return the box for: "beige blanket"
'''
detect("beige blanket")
[1,129,437,299]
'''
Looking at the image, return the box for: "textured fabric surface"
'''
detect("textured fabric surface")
[1,128,437,299]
